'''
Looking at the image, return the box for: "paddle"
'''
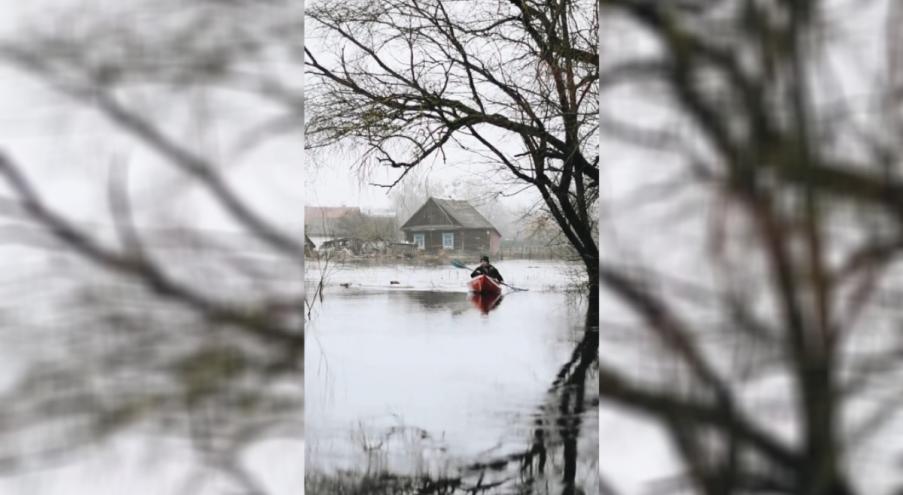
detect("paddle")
[450,259,528,292]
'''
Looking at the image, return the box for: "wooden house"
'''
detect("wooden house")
[400,198,501,255]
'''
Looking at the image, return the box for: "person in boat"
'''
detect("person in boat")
[471,255,503,282]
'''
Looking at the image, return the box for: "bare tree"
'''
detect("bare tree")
[304,0,600,286]
[593,0,903,493]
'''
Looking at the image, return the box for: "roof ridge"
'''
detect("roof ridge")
[403,197,498,233]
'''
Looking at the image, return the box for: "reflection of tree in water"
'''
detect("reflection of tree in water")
[306,294,599,495]
[474,291,599,494]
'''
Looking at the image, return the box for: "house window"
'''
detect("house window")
[413,233,425,249]
[442,232,454,250]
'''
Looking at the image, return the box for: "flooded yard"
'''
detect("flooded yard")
[304,260,598,494]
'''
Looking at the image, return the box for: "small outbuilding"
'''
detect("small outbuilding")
[317,237,365,256]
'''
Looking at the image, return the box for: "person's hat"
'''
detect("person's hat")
[480,255,490,262]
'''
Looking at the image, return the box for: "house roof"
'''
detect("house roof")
[401,197,499,234]
[402,224,468,232]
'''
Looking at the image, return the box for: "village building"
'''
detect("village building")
[304,206,361,239]
[400,197,501,255]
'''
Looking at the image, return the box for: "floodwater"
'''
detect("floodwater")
[305,260,599,494]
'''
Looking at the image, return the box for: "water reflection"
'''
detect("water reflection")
[461,291,599,495]
[469,292,503,314]
[305,263,598,494]
[367,288,503,315]
[396,289,470,310]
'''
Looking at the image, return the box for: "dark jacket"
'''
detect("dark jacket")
[471,264,503,282]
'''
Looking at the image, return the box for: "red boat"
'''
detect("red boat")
[468,274,502,295]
